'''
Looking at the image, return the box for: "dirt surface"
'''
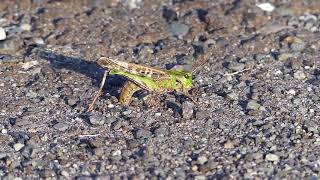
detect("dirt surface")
[0,0,320,179]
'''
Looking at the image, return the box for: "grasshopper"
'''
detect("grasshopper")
[88,56,205,111]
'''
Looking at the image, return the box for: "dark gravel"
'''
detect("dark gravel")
[0,0,320,179]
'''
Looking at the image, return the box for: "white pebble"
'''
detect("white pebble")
[20,60,39,70]
[256,3,275,12]
[14,143,25,151]
[1,129,7,134]
[287,89,296,95]
[125,0,141,9]
[294,70,306,80]
[20,23,32,31]
[266,153,279,161]
[274,69,283,76]
[33,37,45,45]
[197,156,208,165]
[107,104,115,108]
[112,150,121,156]
[0,27,6,40]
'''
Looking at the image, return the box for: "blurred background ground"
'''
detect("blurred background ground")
[0,0,320,179]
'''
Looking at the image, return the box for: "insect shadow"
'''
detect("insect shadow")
[38,50,126,98]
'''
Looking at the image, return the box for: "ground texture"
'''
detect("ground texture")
[0,0,320,179]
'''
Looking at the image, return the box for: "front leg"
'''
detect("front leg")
[88,71,108,112]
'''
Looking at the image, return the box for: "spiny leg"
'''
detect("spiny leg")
[119,81,141,105]
[88,71,108,112]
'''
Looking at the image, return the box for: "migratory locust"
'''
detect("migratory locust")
[88,56,206,111]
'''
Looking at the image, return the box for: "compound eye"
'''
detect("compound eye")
[184,74,189,78]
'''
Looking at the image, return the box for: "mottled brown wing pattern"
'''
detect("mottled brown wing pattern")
[97,57,170,79]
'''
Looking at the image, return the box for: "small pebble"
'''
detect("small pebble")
[197,156,208,165]
[191,165,198,171]
[293,70,306,80]
[89,114,106,125]
[41,135,48,141]
[256,3,275,12]
[33,37,45,45]
[112,150,121,156]
[246,100,261,110]
[122,109,132,116]
[20,60,39,70]
[1,128,7,134]
[127,139,140,149]
[194,175,206,180]
[0,153,7,159]
[20,24,32,31]
[227,92,239,101]
[67,97,78,106]
[278,53,295,61]
[0,36,24,54]
[182,101,194,119]
[205,38,215,46]
[0,27,6,40]
[227,62,245,71]
[53,122,69,131]
[167,21,189,38]
[291,41,306,51]
[26,91,38,98]
[224,140,235,149]
[28,128,37,133]
[60,170,69,177]
[40,169,56,178]
[111,120,122,130]
[253,152,263,160]
[30,67,42,75]
[287,89,296,95]
[14,143,25,151]
[93,147,104,157]
[134,128,152,139]
[106,116,117,124]
[154,125,168,136]
[265,153,279,161]
[124,0,141,9]
[107,104,115,108]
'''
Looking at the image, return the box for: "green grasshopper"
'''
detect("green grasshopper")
[88,56,204,111]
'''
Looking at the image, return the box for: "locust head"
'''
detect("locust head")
[172,54,208,93]
[170,70,193,93]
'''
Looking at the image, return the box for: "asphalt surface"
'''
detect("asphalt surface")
[0,0,320,179]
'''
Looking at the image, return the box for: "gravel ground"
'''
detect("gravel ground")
[0,0,320,179]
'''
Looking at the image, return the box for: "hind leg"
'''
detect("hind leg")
[119,81,141,105]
